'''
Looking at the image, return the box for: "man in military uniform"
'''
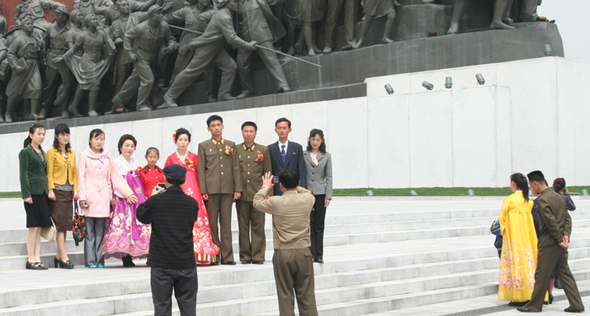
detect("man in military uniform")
[197,115,242,265]
[15,0,64,29]
[235,121,272,264]
[161,0,256,107]
[235,0,290,99]
[112,5,178,112]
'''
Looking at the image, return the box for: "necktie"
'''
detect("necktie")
[281,144,286,164]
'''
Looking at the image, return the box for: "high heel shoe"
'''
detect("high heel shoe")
[26,261,44,270]
[549,294,554,304]
[55,257,74,269]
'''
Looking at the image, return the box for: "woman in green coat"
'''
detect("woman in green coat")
[19,123,51,270]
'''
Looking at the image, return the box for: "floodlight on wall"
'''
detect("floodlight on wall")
[422,81,434,90]
[409,190,418,196]
[544,44,553,56]
[467,189,475,196]
[445,77,453,89]
[476,73,485,85]
[366,190,374,196]
[384,83,394,95]
[581,189,589,196]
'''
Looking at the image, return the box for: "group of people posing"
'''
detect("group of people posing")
[0,0,406,122]
[497,171,585,313]
[18,115,333,270]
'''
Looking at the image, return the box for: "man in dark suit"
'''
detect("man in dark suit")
[268,117,306,196]
[137,164,199,316]
[518,170,584,313]
[197,115,242,265]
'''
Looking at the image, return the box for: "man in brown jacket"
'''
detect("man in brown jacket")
[518,170,584,313]
[197,115,242,265]
[236,121,272,264]
[253,169,318,316]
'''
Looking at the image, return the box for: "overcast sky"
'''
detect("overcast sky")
[538,1,589,62]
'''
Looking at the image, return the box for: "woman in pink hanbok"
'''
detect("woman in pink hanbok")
[102,134,150,267]
[165,128,219,264]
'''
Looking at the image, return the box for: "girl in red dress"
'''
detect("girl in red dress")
[140,147,165,198]
[165,128,219,264]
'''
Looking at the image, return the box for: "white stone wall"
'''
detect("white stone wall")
[2,57,589,192]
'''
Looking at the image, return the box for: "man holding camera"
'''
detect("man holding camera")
[253,169,318,316]
[137,164,199,316]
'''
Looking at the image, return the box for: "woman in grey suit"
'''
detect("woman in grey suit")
[303,129,333,263]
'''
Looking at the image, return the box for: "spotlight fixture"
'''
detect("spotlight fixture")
[384,83,394,95]
[467,189,474,196]
[366,190,374,196]
[409,190,418,196]
[445,77,453,89]
[422,81,434,90]
[581,189,589,196]
[544,44,552,56]
[476,73,485,85]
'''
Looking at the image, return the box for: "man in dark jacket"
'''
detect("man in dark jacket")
[137,164,198,316]
[518,170,584,313]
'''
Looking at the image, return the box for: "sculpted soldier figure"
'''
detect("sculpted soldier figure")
[112,5,178,112]
[0,4,7,35]
[56,14,116,117]
[109,0,149,97]
[323,0,356,53]
[5,15,44,123]
[161,0,257,108]
[14,0,65,29]
[164,0,215,80]
[447,0,540,34]
[352,0,396,48]
[235,0,290,99]
[42,6,75,119]
[0,37,8,123]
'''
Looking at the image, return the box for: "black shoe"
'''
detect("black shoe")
[210,262,219,266]
[516,307,538,313]
[221,261,237,265]
[241,260,252,264]
[314,258,324,264]
[564,307,585,313]
[509,301,528,307]
[122,256,135,267]
[252,261,264,265]
[549,294,554,304]
[26,261,45,270]
[55,257,74,269]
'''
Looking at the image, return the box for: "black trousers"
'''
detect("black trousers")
[310,194,326,260]
[151,267,198,316]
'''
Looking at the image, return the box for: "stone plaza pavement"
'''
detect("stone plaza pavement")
[1,196,589,315]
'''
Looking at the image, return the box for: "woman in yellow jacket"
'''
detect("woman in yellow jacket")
[47,123,77,269]
[498,173,539,305]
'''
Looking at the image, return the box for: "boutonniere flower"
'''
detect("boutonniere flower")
[136,166,142,173]
[172,131,177,140]
[225,145,233,155]
[183,157,194,167]
[256,150,264,162]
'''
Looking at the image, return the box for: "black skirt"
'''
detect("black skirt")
[24,193,52,228]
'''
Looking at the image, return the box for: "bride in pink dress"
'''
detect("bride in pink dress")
[165,128,219,264]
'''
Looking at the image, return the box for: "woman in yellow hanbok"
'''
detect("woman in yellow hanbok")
[498,173,538,304]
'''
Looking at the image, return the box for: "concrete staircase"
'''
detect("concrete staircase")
[1,197,589,315]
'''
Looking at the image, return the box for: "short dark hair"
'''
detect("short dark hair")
[118,134,137,154]
[166,175,186,186]
[207,115,223,127]
[527,170,547,185]
[307,128,326,153]
[275,117,291,128]
[146,147,159,156]
[174,128,191,142]
[89,129,105,152]
[279,169,299,189]
[241,121,257,131]
[510,173,529,202]
[53,123,71,152]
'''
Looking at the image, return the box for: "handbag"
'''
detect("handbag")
[490,219,501,236]
[41,217,57,241]
[72,200,86,246]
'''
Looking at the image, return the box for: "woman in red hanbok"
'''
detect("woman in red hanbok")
[165,128,219,264]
